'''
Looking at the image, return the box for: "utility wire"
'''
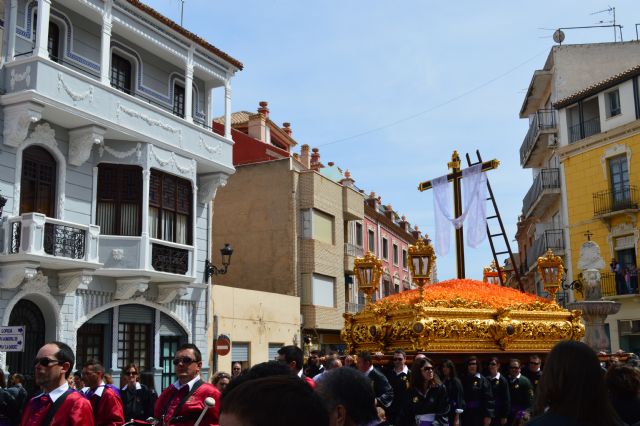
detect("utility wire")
[317,50,547,147]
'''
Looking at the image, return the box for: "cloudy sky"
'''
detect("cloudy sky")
[145,0,640,280]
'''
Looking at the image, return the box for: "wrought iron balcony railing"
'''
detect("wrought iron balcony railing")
[522,168,560,217]
[593,185,639,216]
[2,213,99,263]
[527,229,564,270]
[569,116,601,143]
[151,242,190,275]
[520,109,557,166]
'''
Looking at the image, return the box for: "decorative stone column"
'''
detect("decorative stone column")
[566,240,621,352]
[34,0,52,59]
[100,0,113,85]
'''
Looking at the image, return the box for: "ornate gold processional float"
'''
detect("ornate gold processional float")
[341,152,585,356]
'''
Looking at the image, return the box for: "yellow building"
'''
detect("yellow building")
[556,64,640,353]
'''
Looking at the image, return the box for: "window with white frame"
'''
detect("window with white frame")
[149,170,192,245]
[607,89,621,117]
[402,249,408,269]
[312,274,335,307]
[97,164,142,236]
[368,229,375,252]
[382,237,389,259]
[393,243,399,265]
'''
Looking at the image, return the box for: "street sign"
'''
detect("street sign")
[215,335,231,356]
[0,326,25,352]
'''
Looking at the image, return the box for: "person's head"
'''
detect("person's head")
[231,362,242,377]
[35,341,74,392]
[534,340,619,425]
[466,356,479,375]
[605,364,640,400]
[528,354,541,372]
[309,350,321,367]
[139,371,156,392]
[440,359,457,380]
[414,353,427,363]
[488,356,500,377]
[212,372,231,392]
[509,358,522,378]
[72,371,84,389]
[392,350,406,370]
[316,367,379,426]
[82,359,105,389]
[325,357,342,371]
[411,357,440,390]
[277,345,304,373]
[123,363,139,387]
[10,373,24,386]
[220,375,329,426]
[174,343,203,385]
[343,355,355,367]
[356,351,372,373]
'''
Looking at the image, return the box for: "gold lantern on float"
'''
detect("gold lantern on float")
[483,260,506,285]
[354,251,383,304]
[537,249,564,302]
[407,237,436,298]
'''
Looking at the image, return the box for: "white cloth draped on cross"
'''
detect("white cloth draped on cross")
[432,163,488,256]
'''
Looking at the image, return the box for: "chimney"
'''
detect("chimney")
[384,204,395,220]
[310,148,324,171]
[340,169,356,188]
[399,215,410,232]
[282,122,292,136]
[300,144,311,169]
[366,192,380,210]
[411,225,422,240]
[258,101,269,118]
[248,101,269,142]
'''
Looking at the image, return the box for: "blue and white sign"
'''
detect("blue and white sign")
[0,326,25,352]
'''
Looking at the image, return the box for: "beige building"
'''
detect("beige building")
[210,285,300,372]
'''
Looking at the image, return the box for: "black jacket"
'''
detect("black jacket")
[461,373,495,423]
[487,374,510,421]
[121,383,157,421]
[368,367,394,409]
[397,384,450,426]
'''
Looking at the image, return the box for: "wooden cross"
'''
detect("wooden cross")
[584,230,593,241]
[418,151,499,279]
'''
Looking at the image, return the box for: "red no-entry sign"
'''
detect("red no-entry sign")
[215,335,231,356]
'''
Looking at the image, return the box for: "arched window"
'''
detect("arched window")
[20,146,57,217]
[173,84,185,118]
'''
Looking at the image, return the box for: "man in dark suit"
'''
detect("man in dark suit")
[277,345,316,389]
[507,359,534,425]
[384,349,411,425]
[357,351,394,413]
[522,354,542,393]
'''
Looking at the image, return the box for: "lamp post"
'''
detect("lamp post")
[354,251,383,304]
[204,243,233,282]
[537,249,564,302]
[408,237,436,298]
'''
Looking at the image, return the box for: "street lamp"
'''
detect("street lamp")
[537,249,564,302]
[354,251,383,304]
[408,237,436,298]
[204,243,233,282]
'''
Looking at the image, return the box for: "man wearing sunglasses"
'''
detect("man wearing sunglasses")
[154,343,220,426]
[523,354,542,393]
[507,359,533,426]
[82,360,124,426]
[20,341,94,426]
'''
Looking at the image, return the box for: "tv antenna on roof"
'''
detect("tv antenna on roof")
[591,6,617,41]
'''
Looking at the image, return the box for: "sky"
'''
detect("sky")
[145,0,640,280]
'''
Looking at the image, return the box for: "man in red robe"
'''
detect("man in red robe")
[21,341,94,426]
[154,343,220,425]
[82,360,124,426]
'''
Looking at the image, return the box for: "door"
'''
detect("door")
[609,155,630,210]
[7,300,46,396]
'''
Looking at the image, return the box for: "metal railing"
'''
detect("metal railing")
[527,229,564,270]
[344,242,364,257]
[569,116,601,143]
[600,272,617,296]
[593,185,639,216]
[520,109,557,166]
[43,222,86,259]
[151,243,189,275]
[522,168,560,217]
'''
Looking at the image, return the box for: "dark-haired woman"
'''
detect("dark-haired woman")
[120,364,157,421]
[486,357,510,426]
[440,359,464,426]
[526,340,622,426]
[398,357,449,426]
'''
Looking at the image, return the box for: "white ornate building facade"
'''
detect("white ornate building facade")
[0,0,241,392]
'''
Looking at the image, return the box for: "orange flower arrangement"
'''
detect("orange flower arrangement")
[380,278,551,309]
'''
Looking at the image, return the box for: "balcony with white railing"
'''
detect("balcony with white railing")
[2,56,233,174]
[520,109,557,168]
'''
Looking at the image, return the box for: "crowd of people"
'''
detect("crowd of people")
[0,340,638,425]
